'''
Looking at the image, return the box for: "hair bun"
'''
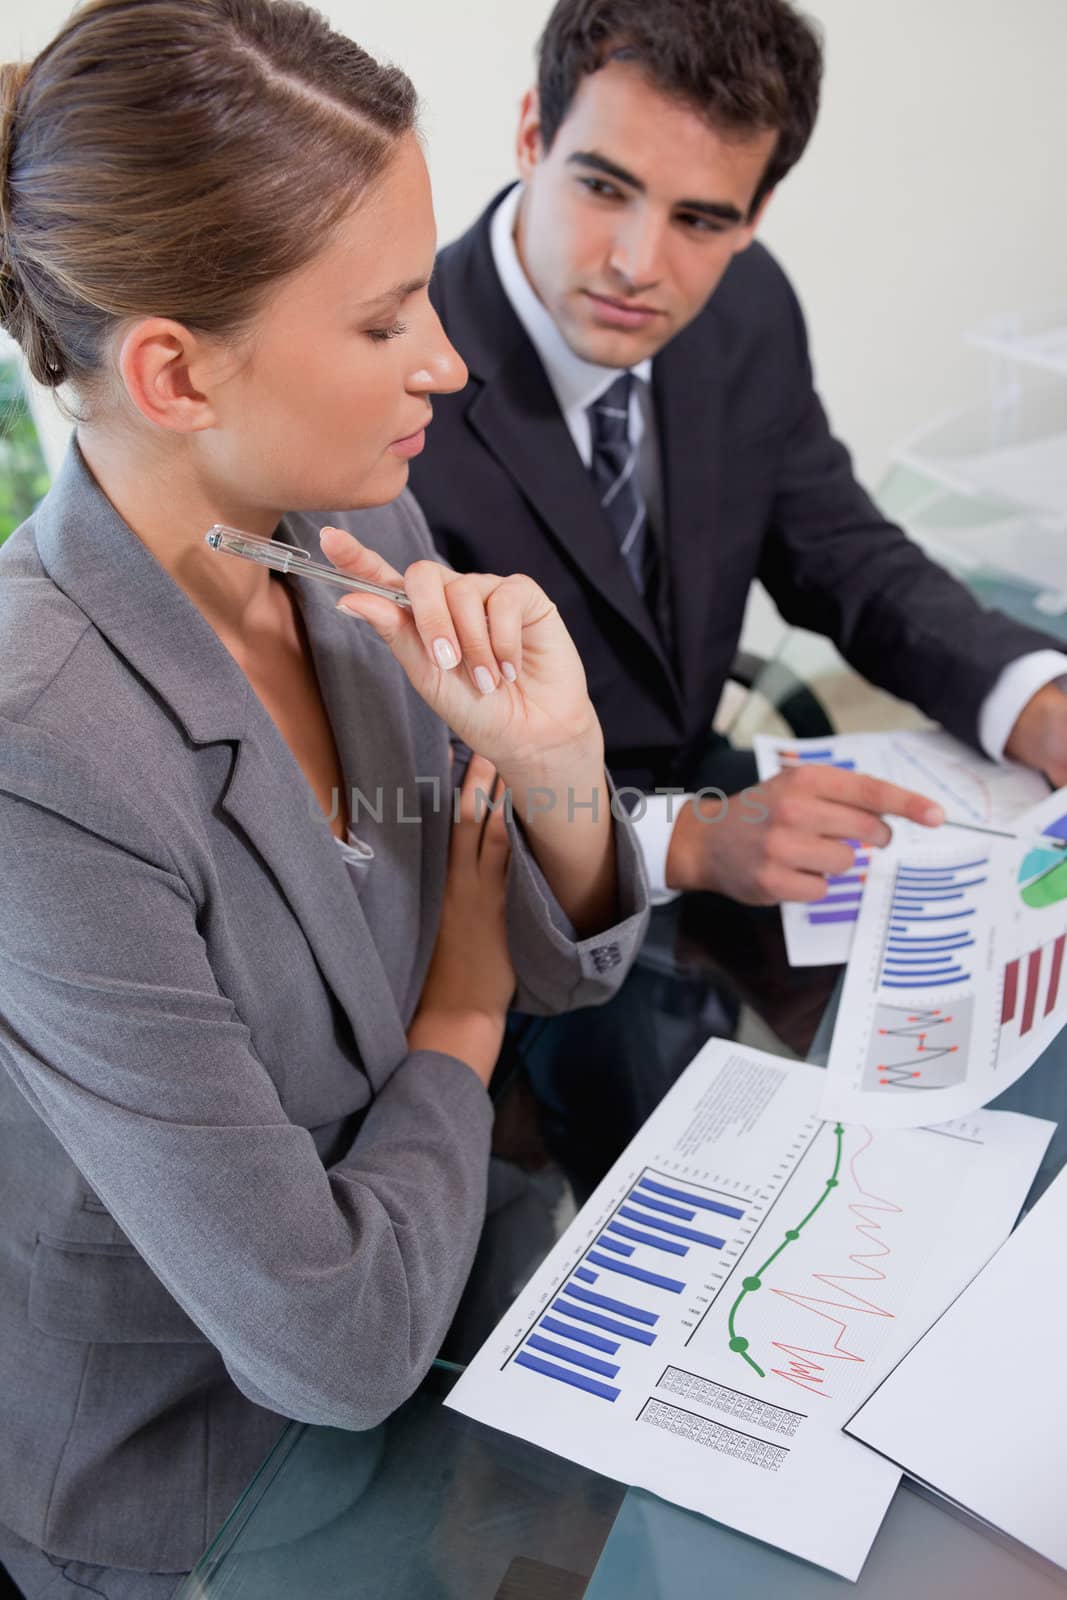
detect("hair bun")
[0,60,30,225]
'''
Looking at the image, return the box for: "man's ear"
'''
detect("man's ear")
[515,86,544,182]
[116,318,220,433]
[735,188,775,255]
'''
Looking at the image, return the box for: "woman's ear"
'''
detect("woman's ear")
[116,317,220,433]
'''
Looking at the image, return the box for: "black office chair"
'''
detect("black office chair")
[724,647,836,742]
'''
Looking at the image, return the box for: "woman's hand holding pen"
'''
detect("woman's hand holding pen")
[321,526,617,936]
[320,527,602,778]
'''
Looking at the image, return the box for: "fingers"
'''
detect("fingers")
[319,526,405,588]
[788,764,944,827]
[485,579,524,683]
[453,752,496,869]
[454,755,511,875]
[402,560,466,674]
[444,573,506,694]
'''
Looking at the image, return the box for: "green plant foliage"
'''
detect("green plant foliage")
[0,354,52,545]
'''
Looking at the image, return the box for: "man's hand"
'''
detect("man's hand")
[664,764,945,905]
[1004,683,1067,788]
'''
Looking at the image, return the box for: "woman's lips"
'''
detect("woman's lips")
[388,427,427,459]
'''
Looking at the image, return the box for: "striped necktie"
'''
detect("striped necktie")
[587,372,647,593]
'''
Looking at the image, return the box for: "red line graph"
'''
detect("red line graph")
[767,1130,902,1397]
[875,1009,959,1086]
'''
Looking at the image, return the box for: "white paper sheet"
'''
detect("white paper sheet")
[822,788,1067,1128]
[846,1163,1067,1575]
[446,1042,1053,1581]
[753,731,1047,968]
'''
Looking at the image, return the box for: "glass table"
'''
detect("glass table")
[177,639,1067,1600]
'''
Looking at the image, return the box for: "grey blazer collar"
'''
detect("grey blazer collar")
[32,440,413,1086]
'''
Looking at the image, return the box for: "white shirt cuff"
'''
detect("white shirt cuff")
[631,792,690,905]
[977,651,1067,761]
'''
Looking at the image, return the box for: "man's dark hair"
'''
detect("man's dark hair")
[536,0,824,213]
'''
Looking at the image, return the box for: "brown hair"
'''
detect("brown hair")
[535,0,823,214]
[0,0,417,401]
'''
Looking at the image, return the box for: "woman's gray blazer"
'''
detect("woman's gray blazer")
[0,444,649,1571]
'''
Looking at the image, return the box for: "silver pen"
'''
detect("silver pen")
[204,524,413,608]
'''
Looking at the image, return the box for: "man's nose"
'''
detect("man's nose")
[608,211,665,290]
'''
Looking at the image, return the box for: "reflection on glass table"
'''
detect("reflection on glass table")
[178,640,1067,1600]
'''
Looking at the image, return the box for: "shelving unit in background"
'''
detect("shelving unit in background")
[879,305,1067,648]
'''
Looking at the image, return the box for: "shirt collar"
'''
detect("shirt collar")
[489,183,652,417]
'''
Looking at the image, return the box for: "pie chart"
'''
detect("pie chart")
[1019,815,1067,909]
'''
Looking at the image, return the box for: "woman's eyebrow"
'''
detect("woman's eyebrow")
[355,274,431,312]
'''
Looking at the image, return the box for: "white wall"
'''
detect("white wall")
[5,1,1067,644]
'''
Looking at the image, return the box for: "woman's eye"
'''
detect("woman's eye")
[368,321,408,342]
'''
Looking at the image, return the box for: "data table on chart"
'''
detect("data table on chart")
[448,1042,1052,1580]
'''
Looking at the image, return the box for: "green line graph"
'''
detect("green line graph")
[727,1123,845,1378]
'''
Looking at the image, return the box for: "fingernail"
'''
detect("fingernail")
[924,804,945,826]
[474,665,495,695]
[433,637,458,670]
[500,661,517,683]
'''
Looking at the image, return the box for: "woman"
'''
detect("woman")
[0,2,649,1594]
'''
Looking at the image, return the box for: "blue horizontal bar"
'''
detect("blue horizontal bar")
[515,1351,620,1401]
[540,1314,619,1354]
[635,1178,745,1221]
[890,910,976,923]
[585,1252,685,1294]
[526,1333,620,1379]
[574,1266,598,1284]
[606,1220,688,1256]
[884,950,970,962]
[596,1231,636,1257]
[883,976,967,988]
[619,1205,726,1249]
[896,857,987,874]
[886,934,974,946]
[550,1297,657,1343]
[563,1281,657,1325]
[895,896,966,908]
[628,1189,696,1221]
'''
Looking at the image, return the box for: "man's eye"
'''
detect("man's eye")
[368,321,408,342]
[580,177,620,200]
[679,214,727,235]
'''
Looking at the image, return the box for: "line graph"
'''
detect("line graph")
[864,1004,968,1091]
[727,1124,845,1378]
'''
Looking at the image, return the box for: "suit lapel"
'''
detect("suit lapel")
[33,446,408,1091]
[652,310,726,716]
[449,191,680,700]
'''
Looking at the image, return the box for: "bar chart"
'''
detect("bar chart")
[877,856,989,989]
[506,1169,751,1404]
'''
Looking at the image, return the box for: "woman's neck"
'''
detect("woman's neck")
[77,424,286,639]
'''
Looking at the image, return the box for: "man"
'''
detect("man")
[410,0,1067,913]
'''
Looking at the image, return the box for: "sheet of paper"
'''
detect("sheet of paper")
[753,731,1048,968]
[446,1041,1053,1581]
[822,787,1067,1128]
[846,1163,1067,1575]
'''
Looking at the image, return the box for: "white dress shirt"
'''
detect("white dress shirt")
[489,184,1067,901]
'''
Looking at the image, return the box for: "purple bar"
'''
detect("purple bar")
[826,874,866,887]
[808,909,861,925]
[812,891,864,907]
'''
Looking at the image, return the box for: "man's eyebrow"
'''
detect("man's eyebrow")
[355,275,431,311]
[566,150,745,224]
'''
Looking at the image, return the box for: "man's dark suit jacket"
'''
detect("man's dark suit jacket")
[410,186,1061,793]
